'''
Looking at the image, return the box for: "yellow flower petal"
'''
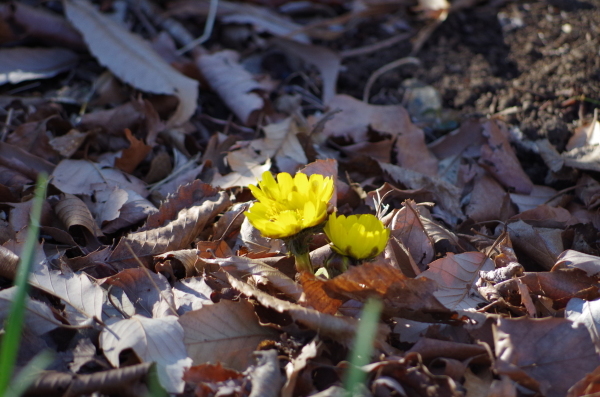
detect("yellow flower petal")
[324,213,390,260]
[245,171,334,239]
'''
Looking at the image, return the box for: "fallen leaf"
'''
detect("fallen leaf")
[179,299,277,370]
[102,268,177,318]
[248,350,284,397]
[507,220,564,270]
[101,315,192,393]
[0,47,79,85]
[417,252,494,311]
[212,147,271,188]
[553,249,600,276]
[380,161,463,223]
[30,262,104,326]
[108,191,230,269]
[493,317,600,397]
[64,0,198,127]
[389,200,434,270]
[227,273,391,349]
[0,286,61,335]
[273,39,340,104]
[478,120,533,194]
[51,159,147,197]
[250,117,307,173]
[196,50,266,125]
[173,277,214,315]
[324,261,453,322]
[205,256,303,301]
[115,129,152,174]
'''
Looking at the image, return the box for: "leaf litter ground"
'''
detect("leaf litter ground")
[1,0,600,396]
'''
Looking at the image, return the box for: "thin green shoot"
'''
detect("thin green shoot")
[4,350,54,397]
[0,173,48,394]
[343,297,383,396]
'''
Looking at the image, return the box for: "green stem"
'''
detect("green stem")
[0,174,47,394]
[286,232,314,274]
[294,251,312,274]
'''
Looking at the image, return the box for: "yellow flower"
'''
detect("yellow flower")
[324,213,390,260]
[245,171,334,239]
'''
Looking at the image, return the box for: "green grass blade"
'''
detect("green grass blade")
[5,350,54,397]
[0,173,48,394]
[343,297,383,396]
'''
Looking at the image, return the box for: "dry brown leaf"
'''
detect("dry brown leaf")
[49,129,88,158]
[167,0,310,42]
[567,363,600,397]
[563,145,600,172]
[323,261,453,322]
[227,274,391,349]
[155,248,202,280]
[64,0,198,127]
[101,315,192,393]
[407,337,488,363]
[55,193,103,238]
[380,161,463,223]
[212,147,271,189]
[567,110,600,150]
[298,272,344,315]
[0,286,61,335]
[102,268,176,318]
[115,129,152,174]
[553,249,600,276]
[478,120,533,194]
[389,200,434,270]
[465,174,513,222]
[184,362,243,384]
[90,187,157,234]
[510,185,559,212]
[417,252,494,311]
[173,277,214,315]
[79,101,144,136]
[0,2,85,50]
[51,159,147,197]
[273,39,340,104]
[496,269,600,309]
[0,47,78,85]
[141,180,220,231]
[179,299,277,371]
[108,191,230,269]
[248,350,284,397]
[566,298,600,352]
[509,204,572,228]
[507,220,564,270]
[24,362,153,397]
[196,50,265,126]
[30,262,105,326]
[250,117,307,173]
[205,256,303,301]
[281,340,319,397]
[0,142,55,180]
[320,95,438,175]
[0,245,19,280]
[428,118,485,160]
[494,317,600,397]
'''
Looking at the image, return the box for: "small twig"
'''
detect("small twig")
[176,0,220,55]
[363,57,420,103]
[340,32,413,59]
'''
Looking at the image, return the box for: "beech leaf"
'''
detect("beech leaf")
[178,299,278,371]
[101,315,192,393]
[63,0,198,127]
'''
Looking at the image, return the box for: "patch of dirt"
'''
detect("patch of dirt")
[338,0,600,150]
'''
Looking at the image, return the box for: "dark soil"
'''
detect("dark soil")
[338,0,600,150]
